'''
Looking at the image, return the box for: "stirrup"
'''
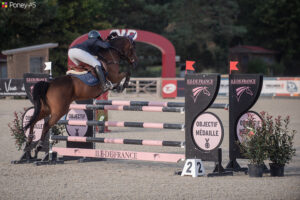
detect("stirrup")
[106,80,114,90]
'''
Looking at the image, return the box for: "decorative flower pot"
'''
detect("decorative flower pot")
[269,163,285,177]
[248,164,264,177]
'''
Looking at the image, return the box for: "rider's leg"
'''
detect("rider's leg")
[95,65,108,90]
[68,48,109,89]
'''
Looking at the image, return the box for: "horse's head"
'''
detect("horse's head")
[107,32,138,68]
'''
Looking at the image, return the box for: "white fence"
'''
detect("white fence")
[112,77,300,97]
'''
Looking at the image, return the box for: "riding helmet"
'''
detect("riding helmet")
[88,30,101,39]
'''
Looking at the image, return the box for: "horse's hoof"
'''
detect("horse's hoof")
[36,145,43,152]
[36,140,44,150]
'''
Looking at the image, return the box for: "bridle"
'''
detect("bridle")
[98,36,136,66]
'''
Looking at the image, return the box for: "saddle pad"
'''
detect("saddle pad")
[66,70,88,75]
[70,72,99,86]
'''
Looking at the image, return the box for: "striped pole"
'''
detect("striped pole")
[95,100,184,107]
[69,104,184,113]
[52,147,185,163]
[51,135,185,148]
[95,100,228,110]
[58,120,185,130]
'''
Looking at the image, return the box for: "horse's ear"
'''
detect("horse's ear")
[128,32,136,41]
[107,32,119,40]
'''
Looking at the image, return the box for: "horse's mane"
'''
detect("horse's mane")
[106,32,135,45]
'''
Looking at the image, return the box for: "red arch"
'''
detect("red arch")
[68,29,176,78]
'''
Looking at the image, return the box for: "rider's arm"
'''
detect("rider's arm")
[95,40,110,49]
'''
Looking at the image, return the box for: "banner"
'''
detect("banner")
[162,80,177,98]
[0,79,26,96]
[172,77,300,98]
[261,77,300,97]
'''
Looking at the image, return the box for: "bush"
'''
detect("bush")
[247,58,268,74]
[8,109,64,150]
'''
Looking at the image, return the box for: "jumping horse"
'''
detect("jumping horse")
[24,32,137,158]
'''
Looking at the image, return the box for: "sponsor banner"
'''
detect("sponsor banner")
[162,80,177,98]
[176,77,300,97]
[219,78,229,96]
[0,79,26,96]
[261,78,300,96]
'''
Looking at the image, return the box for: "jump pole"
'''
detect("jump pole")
[51,135,185,147]
[58,120,185,130]
[95,100,228,110]
[69,104,185,113]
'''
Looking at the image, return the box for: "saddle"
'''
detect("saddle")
[67,61,111,87]
[67,60,108,78]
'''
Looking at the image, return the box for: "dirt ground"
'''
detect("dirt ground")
[0,95,299,200]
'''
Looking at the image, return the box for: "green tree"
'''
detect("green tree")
[237,0,300,75]
[0,0,115,76]
[164,0,246,73]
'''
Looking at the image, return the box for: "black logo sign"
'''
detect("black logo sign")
[23,73,49,104]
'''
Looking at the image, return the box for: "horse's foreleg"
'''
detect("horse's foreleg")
[122,71,131,89]
[108,71,131,92]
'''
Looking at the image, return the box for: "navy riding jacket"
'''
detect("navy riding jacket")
[72,38,110,56]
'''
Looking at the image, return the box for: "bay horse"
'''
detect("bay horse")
[24,33,137,157]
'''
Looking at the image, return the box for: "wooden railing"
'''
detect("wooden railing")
[108,77,185,97]
[124,78,161,96]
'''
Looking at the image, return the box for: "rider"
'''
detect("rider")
[68,30,110,90]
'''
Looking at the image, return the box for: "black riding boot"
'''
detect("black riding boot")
[95,65,108,90]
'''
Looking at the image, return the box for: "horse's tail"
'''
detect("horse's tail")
[24,81,49,131]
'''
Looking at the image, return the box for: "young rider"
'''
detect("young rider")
[68,30,110,90]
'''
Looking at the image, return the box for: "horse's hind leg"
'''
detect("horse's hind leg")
[24,110,49,159]
[35,111,67,156]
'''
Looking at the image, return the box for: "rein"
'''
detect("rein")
[98,45,130,66]
[97,48,120,65]
[98,36,135,68]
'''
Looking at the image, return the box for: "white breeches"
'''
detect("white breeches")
[68,48,100,67]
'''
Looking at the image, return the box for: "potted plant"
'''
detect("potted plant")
[239,113,269,177]
[261,112,296,176]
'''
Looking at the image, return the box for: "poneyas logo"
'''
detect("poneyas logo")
[235,86,253,102]
[191,86,210,103]
[2,2,7,8]
[1,1,36,9]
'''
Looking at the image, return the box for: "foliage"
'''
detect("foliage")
[245,58,285,76]
[1,0,300,76]
[269,63,285,76]
[8,109,64,151]
[236,0,300,75]
[239,111,296,166]
[8,111,26,151]
[263,112,296,165]
[247,58,268,74]
[239,113,269,165]
[164,0,245,73]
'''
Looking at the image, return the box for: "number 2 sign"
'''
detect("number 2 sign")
[181,159,205,177]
